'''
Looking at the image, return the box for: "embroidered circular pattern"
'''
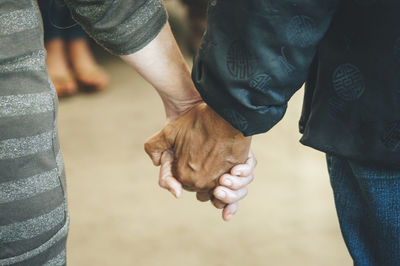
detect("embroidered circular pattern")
[382,121,400,152]
[226,41,257,79]
[286,15,317,48]
[332,63,365,101]
[249,74,272,94]
[222,109,248,132]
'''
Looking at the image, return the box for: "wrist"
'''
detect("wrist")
[164,95,203,123]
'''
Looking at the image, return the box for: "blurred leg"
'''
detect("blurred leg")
[0,1,68,265]
[43,0,110,91]
[327,154,400,266]
[68,38,110,91]
[38,0,78,97]
[45,39,78,97]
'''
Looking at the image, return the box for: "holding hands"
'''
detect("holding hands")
[121,23,256,221]
[145,103,256,221]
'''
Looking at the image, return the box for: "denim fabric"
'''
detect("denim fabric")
[38,0,87,41]
[326,154,400,266]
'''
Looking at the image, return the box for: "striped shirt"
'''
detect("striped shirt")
[0,1,68,265]
[0,0,167,264]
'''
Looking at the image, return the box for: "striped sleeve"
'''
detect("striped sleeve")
[64,0,168,55]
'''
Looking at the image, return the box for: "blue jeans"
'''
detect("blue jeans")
[327,154,400,266]
[38,0,87,41]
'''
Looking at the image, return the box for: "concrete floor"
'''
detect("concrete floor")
[57,5,352,265]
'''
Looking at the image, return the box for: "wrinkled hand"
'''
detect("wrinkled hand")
[145,103,251,193]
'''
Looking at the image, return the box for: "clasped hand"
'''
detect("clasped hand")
[145,103,256,221]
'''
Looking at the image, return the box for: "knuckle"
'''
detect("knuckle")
[232,178,243,189]
[232,181,241,190]
[220,173,230,182]
[212,200,225,209]
[226,192,237,203]
[144,141,152,153]
[158,178,166,188]
[233,192,241,202]
[194,180,206,189]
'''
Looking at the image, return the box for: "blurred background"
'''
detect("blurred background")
[47,0,353,265]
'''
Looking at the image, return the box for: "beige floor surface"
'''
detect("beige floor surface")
[58,5,352,264]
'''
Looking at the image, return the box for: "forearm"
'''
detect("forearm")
[121,23,202,121]
[65,0,201,120]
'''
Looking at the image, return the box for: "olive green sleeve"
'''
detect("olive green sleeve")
[64,0,168,55]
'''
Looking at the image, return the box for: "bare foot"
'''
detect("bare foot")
[45,39,78,97]
[69,39,109,91]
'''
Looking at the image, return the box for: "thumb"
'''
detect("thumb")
[144,124,178,166]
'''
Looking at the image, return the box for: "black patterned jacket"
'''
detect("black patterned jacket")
[192,0,400,167]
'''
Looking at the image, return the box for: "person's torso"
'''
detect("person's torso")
[300,0,400,167]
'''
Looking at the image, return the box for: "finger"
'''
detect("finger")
[144,124,178,166]
[196,192,211,202]
[219,173,254,190]
[230,150,257,177]
[211,198,226,209]
[159,150,182,198]
[222,202,239,222]
[214,186,248,204]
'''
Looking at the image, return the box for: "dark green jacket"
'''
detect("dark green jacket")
[192,0,400,167]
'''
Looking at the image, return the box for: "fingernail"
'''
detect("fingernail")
[225,214,233,221]
[233,170,241,176]
[216,189,226,199]
[222,178,232,186]
[175,189,182,199]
